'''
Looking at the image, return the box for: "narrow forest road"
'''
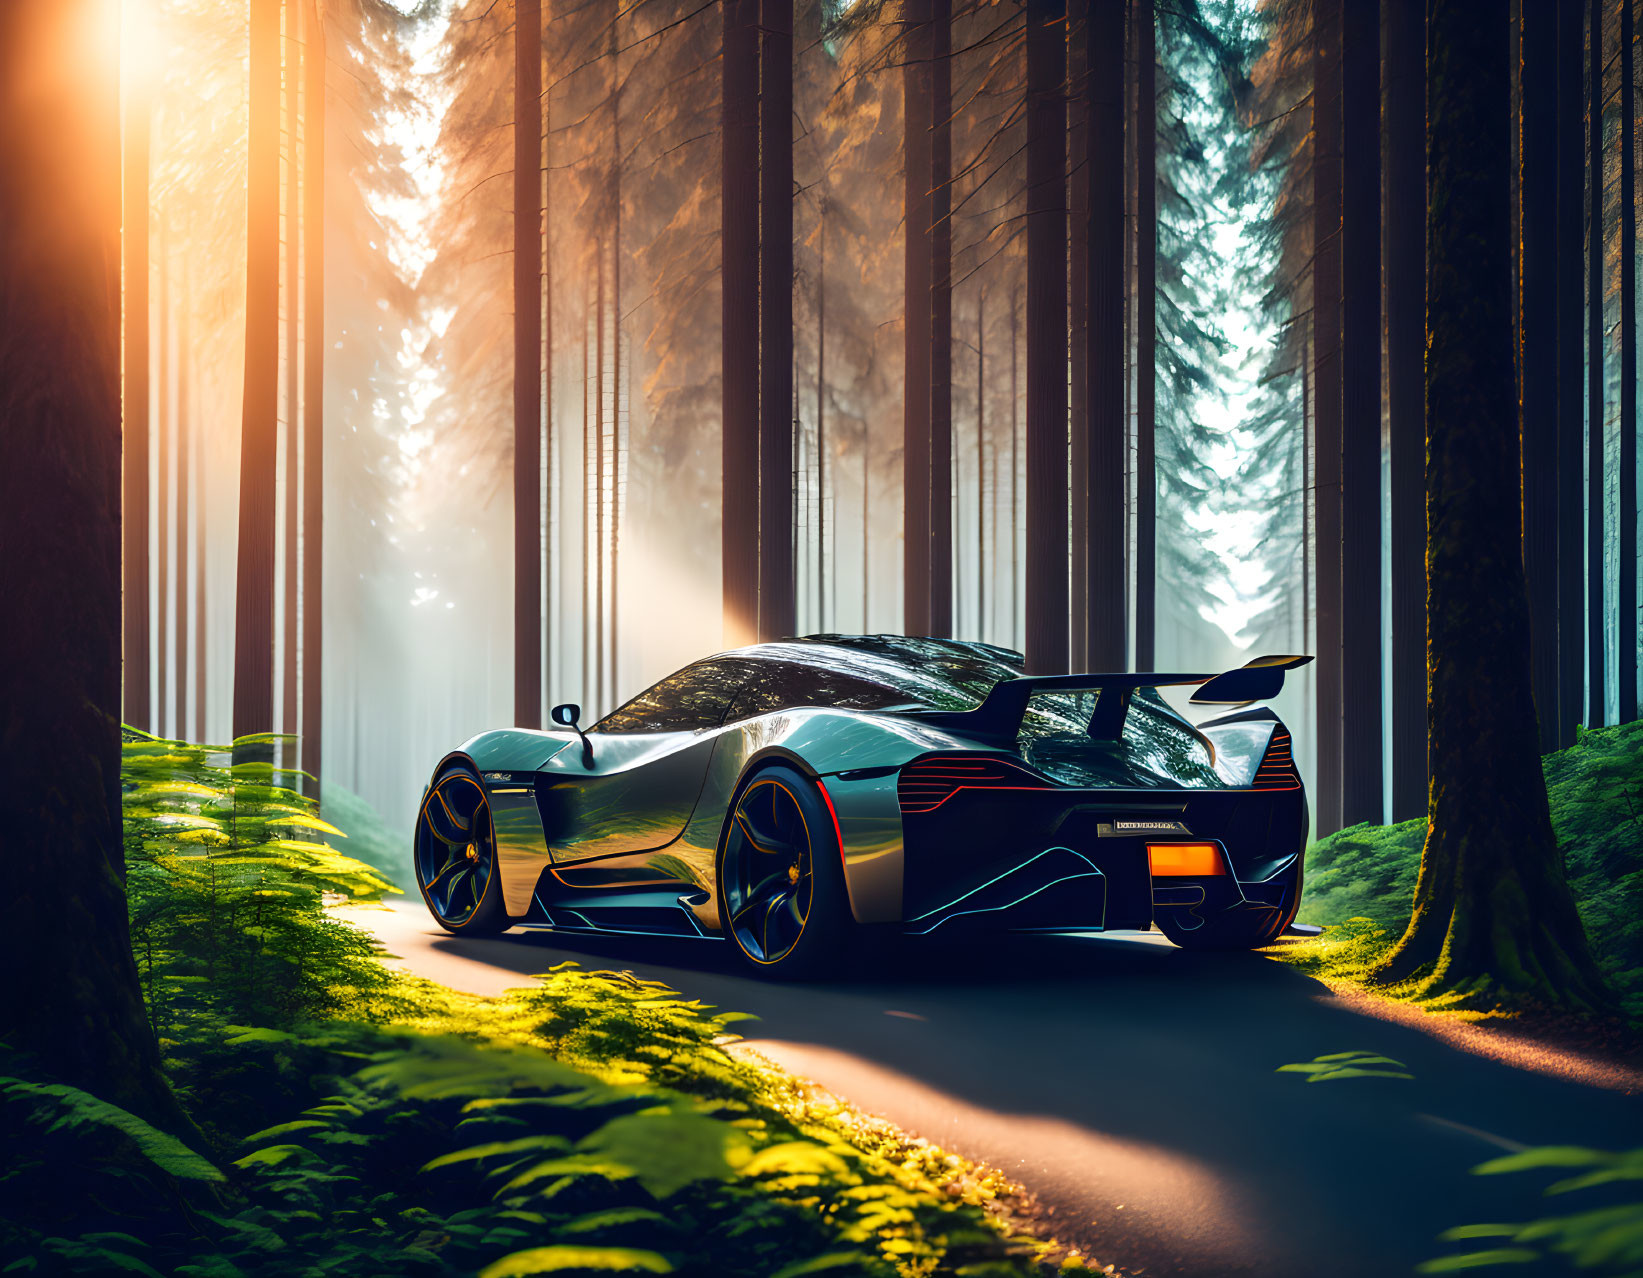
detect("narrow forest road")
[352,899,1642,1278]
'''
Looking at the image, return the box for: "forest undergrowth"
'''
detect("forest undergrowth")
[1277,720,1643,1026]
[1,732,1097,1277]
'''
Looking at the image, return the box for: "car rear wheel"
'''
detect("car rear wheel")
[415,761,510,936]
[717,764,852,978]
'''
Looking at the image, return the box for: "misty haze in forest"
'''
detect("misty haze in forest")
[120,0,1641,845]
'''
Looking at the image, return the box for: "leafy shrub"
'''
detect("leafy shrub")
[121,728,396,1037]
[1299,720,1643,1014]
[1421,1146,1643,1275]
[0,734,1062,1278]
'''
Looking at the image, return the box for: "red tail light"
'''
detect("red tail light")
[897,755,1053,813]
[1252,727,1301,790]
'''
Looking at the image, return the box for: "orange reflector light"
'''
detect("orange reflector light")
[1147,842,1225,877]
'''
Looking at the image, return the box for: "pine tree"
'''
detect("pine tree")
[1384,0,1426,820]
[722,0,759,647]
[1023,0,1068,674]
[232,0,282,754]
[1374,0,1612,1013]
[0,0,189,1130]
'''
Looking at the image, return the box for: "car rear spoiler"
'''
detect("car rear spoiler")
[901,654,1314,744]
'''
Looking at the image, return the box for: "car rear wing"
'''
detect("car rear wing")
[901,654,1314,744]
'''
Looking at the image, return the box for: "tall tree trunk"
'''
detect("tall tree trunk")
[1136,0,1163,673]
[595,239,606,709]
[1621,0,1639,723]
[759,0,795,641]
[609,9,622,698]
[722,0,759,647]
[1311,0,1344,835]
[1068,0,1089,667]
[1374,0,1612,1012]
[1588,0,1606,727]
[1024,0,1068,674]
[156,220,171,738]
[1011,282,1020,650]
[930,0,952,637]
[817,209,827,631]
[903,0,932,638]
[301,0,324,798]
[514,0,542,728]
[0,0,187,1128]
[977,288,986,638]
[1340,0,1382,826]
[1521,0,1560,750]
[1134,0,1157,671]
[1087,0,1125,673]
[282,12,301,763]
[175,253,190,739]
[123,29,151,731]
[1385,0,1426,821]
[1554,0,1584,748]
[233,0,282,754]
[194,336,208,744]
[582,294,593,708]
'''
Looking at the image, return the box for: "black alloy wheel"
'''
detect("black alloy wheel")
[719,763,851,975]
[415,762,508,935]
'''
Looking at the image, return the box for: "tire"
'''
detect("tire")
[414,760,511,936]
[1155,869,1303,952]
[716,763,853,978]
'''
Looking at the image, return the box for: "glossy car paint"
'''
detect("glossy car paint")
[423,636,1309,941]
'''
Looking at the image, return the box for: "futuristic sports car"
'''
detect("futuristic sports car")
[414,635,1313,974]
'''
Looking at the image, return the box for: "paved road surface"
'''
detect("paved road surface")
[356,899,1642,1277]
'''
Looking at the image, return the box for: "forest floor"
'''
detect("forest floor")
[1264,924,1643,1092]
[357,897,1643,1278]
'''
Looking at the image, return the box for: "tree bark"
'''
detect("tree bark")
[1385,0,1426,822]
[1340,0,1382,827]
[123,30,151,732]
[1374,0,1612,1013]
[1621,0,1638,723]
[233,0,282,754]
[904,0,933,638]
[1134,0,1156,671]
[1068,0,1089,667]
[302,0,324,798]
[157,221,171,737]
[1311,0,1344,835]
[930,0,952,638]
[1588,0,1605,727]
[1024,0,1069,675]
[514,0,542,728]
[1521,0,1560,751]
[0,0,187,1128]
[759,0,795,641]
[722,0,759,648]
[609,9,622,697]
[282,12,301,761]
[174,252,190,740]
[1087,0,1126,673]
[1554,0,1584,749]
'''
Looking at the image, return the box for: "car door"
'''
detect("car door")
[534,659,749,864]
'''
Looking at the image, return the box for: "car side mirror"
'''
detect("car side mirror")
[551,703,593,766]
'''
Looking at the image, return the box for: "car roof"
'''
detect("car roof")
[717,633,1023,674]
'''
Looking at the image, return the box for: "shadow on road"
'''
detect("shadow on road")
[384,912,1642,1278]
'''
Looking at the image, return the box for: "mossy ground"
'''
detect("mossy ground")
[1280,720,1643,1022]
